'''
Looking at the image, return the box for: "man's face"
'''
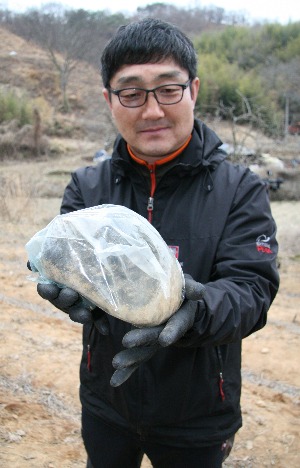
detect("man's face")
[103,59,200,162]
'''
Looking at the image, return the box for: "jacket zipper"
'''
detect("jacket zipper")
[147,165,156,223]
[216,346,226,402]
[87,324,95,372]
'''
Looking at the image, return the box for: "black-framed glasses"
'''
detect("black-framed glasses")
[109,80,191,108]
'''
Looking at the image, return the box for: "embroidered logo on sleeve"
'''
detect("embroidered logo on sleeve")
[256,234,273,254]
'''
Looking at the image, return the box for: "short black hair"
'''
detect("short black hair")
[101,18,198,88]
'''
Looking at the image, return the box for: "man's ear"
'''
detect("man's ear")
[191,77,200,105]
[103,88,113,110]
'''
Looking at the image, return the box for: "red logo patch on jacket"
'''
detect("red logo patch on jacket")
[256,234,273,254]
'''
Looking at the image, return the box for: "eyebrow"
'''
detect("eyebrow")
[115,70,185,87]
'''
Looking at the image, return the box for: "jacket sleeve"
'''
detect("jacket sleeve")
[60,162,111,214]
[60,170,87,214]
[178,170,279,347]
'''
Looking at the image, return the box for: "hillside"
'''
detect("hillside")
[0,26,115,148]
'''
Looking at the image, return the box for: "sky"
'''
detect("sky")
[2,0,300,25]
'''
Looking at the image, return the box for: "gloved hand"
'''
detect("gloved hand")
[110,274,206,387]
[110,345,159,387]
[37,282,109,333]
[27,261,109,334]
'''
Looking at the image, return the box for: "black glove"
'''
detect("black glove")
[28,260,109,333]
[36,283,109,333]
[110,345,159,387]
[110,274,206,387]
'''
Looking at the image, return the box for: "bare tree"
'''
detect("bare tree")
[261,57,300,137]
[218,91,272,163]
[10,4,93,112]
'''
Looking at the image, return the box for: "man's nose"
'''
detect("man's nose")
[141,92,165,118]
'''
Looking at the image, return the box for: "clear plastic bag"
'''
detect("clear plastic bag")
[26,204,184,327]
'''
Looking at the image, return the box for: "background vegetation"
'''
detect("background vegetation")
[0,2,299,145]
[0,89,33,126]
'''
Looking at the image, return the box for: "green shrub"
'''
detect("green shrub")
[0,89,33,126]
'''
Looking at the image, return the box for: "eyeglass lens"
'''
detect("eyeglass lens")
[118,84,187,107]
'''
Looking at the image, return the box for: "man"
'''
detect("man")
[33,18,279,467]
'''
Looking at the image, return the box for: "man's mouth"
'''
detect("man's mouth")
[139,125,169,134]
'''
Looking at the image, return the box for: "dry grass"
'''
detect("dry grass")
[0,174,37,223]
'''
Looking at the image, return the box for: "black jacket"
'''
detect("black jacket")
[61,119,279,447]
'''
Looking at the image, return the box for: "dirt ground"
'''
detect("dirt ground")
[0,151,300,468]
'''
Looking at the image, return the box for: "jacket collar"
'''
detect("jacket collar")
[111,118,227,176]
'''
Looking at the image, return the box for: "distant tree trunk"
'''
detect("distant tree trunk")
[48,48,75,113]
[33,108,42,157]
[284,95,289,139]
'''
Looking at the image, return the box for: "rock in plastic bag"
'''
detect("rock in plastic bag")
[25,204,185,327]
